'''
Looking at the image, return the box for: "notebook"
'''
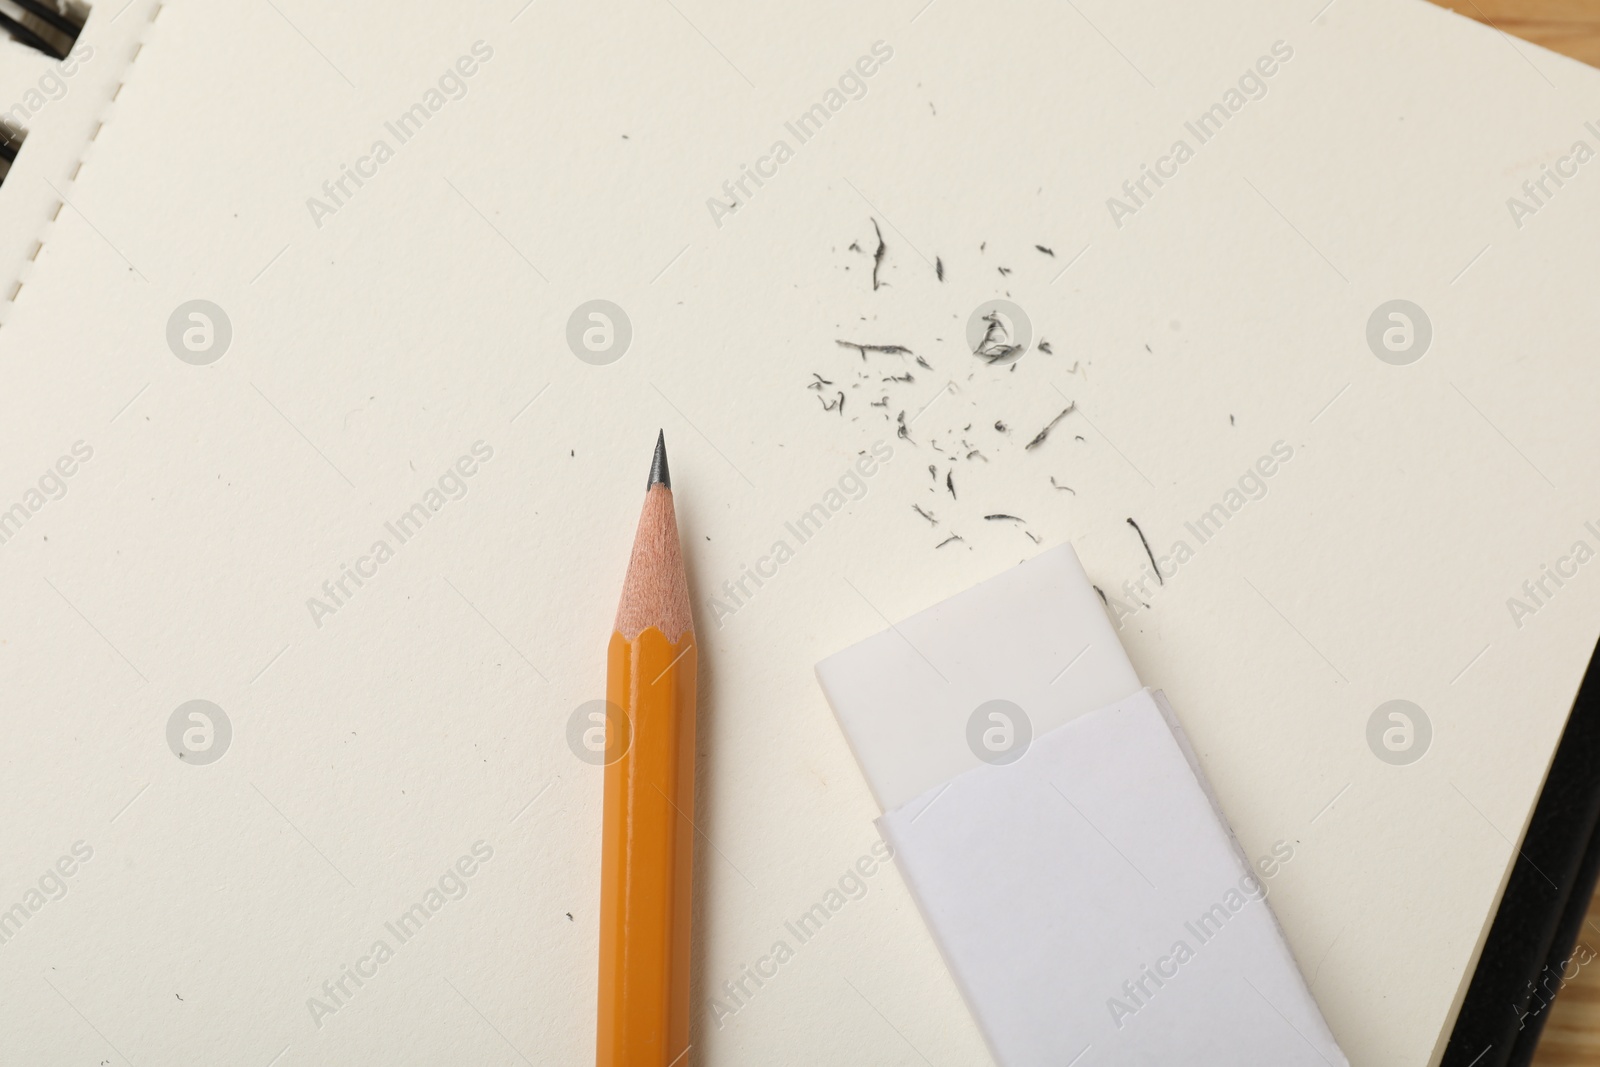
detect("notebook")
[2,0,1599,1063]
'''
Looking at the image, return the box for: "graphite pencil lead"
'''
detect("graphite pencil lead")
[648,430,671,490]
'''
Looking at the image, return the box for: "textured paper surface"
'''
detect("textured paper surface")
[1,0,1599,1064]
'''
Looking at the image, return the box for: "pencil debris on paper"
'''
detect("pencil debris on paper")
[974,312,1025,366]
[870,218,886,290]
[836,340,913,360]
[1025,404,1075,450]
[1126,517,1162,585]
[822,235,1112,552]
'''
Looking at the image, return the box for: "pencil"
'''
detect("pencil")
[597,431,697,1067]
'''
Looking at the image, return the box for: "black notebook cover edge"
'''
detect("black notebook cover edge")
[1442,630,1600,1066]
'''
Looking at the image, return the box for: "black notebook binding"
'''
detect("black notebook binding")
[0,0,87,61]
[0,120,22,186]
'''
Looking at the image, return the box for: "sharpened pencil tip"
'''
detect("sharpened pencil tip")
[648,430,670,490]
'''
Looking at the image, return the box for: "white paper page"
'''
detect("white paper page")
[1,1,1599,1065]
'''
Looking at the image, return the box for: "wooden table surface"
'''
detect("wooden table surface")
[1431,0,1600,69]
[1417,5,1600,1061]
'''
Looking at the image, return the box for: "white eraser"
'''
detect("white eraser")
[816,542,1142,813]
[815,545,1347,1065]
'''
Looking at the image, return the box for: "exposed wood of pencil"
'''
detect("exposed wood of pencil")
[597,437,697,1067]
[614,485,693,643]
